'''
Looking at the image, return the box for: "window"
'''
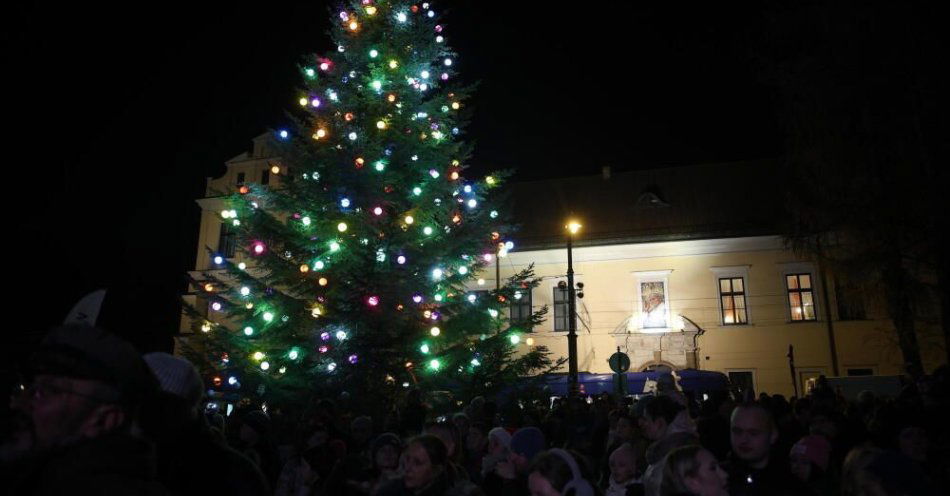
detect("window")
[236,172,246,185]
[719,277,747,325]
[553,286,570,331]
[727,370,756,397]
[509,287,532,324]
[218,222,236,259]
[787,273,816,321]
[261,168,270,185]
[835,276,866,320]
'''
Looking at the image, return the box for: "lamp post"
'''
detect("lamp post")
[566,220,582,397]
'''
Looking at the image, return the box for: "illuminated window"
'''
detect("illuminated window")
[719,277,747,325]
[787,274,816,321]
[509,287,532,324]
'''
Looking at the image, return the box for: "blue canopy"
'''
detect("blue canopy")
[537,369,729,397]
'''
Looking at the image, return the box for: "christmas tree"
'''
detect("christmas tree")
[184,0,556,408]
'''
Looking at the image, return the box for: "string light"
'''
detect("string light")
[244,326,254,336]
[263,312,274,322]
[240,286,251,297]
[430,326,441,336]
[404,215,414,225]
[337,222,348,232]
[211,302,222,311]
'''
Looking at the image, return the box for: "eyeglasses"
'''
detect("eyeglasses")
[18,379,115,404]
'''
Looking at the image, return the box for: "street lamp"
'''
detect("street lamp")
[565,219,581,396]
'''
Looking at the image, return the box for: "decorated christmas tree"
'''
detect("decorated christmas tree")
[184,0,556,407]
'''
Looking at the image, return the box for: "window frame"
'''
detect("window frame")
[786,273,817,322]
[710,266,752,326]
[509,286,533,324]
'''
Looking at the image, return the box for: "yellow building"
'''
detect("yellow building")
[184,136,935,397]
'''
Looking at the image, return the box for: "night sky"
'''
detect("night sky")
[7,2,781,343]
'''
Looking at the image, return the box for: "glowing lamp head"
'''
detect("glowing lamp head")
[228,376,238,385]
[567,221,582,234]
[302,216,311,226]
[467,294,476,303]
[320,62,330,71]
[420,70,430,79]
[201,322,212,333]
[376,120,387,129]
[260,361,270,371]
[238,262,247,270]
[300,264,309,273]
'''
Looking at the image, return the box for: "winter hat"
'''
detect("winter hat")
[143,352,204,409]
[790,435,831,471]
[510,427,546,460]
[371,432,403,458]
[489,427,512,449]
[28,323,158,406]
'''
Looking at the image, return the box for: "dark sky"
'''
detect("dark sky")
[7,2,780,342]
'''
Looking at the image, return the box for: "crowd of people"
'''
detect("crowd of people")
[1,322,947,495]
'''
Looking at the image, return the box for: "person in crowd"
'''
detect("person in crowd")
[426,420,464,467]
[351,415,376,457]
[606,443,644,496]
[377,434,483,496]
[141,352,270,496]
[1,324,168,494]
[724,403,806,496]
[368,433,404,493]
[659,445,728,496]
[482,426,512,478]
[527,448,596,496]
[239,409,282,488]
[463,421,489,483]
[640,396,699,496]
[787,435,833,495]
[841,446,938,496]
[491,426,547,495]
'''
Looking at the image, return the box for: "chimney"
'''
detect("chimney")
[602,165,611,180]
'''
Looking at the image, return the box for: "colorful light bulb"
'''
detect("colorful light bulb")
[244,326,254,336]
[430,327,441,336]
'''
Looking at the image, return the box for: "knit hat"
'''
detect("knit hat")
[510,427,545,460]
[28,323,158,406]
[143,352,204,409]
[488,427,512,449]
[790,435,831,471]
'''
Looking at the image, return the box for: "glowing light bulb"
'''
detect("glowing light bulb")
[420,70,430,79]
[348,354,358,364]
[289,349,299,360]
[488,309,499,318]
[423,226,433,236]
[263,312,274,322]
[305,68,315,78]
[467,294,476,303]
[509,335,520,344]
[253,242,265,254]
[327,362,337,372]
[213,255,224,264]
[349,21,359,31]
[471,358,480,367]
[345,112,354,121]
[259,361,270,371]
[355,157,365,167]
[397,255,406,264]
[365,5,377,15]
[319,345,328,353]
[444,58,453,66]
[451,101,460,110]
[340,197,350,208]
[450,171,459,180]
[387,93,396,102]
[429,169,439,178]
[300,264,309,273]
[330,241,341,251]
[301,216,311,226]
[299,97,309,106]
[375,161,385,171]
[432,268,443,279]
[430,327,441,336]
[367,295,379,306]
[279,366,287,374]
[315,128,327,139]
[201,322,212,332]
[371,80,382,91]
[238,262,247,270]
[389,59,398,69]
[463,185,472,193]
[253,351,264,361]
[311,98,321,107]
[404,215,414,225]
[412,186,423,196]
[319,277,328,286]
[467,199,477,208]
[369,49,379,58]
[376,120,387,129]
[336,330,347,341]
[434,294,443,302]
[320,62,330,71]
[429,359,440,370]
[211,302,222,311]
[436,35,444,43]
[483,253,493,262]
[412,294,423,303]
[477,278,485,285]
[420,344,431,354]
[244,327,254,336]
[396,12,407,22]
[314,260,325,270]
[505,241,514,250]
[228,376,237,385]
[349,132,358,141]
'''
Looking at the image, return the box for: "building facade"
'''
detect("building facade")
[185,136,937,397]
